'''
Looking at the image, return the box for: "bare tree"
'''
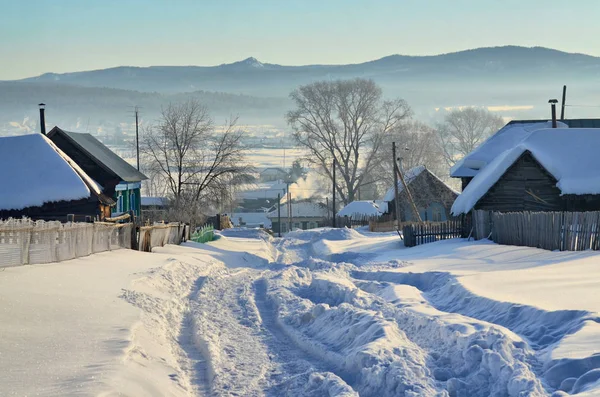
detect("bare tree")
[141,99,251,222]
[287,78,411,205]
[376,120,447,185]
[436,107,505,166]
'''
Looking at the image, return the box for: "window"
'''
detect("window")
[117,194,124,213]
[293,222,301,230]
[431,204,443,222]
[309,222,317,229]
[130,191,136,214]
[281,223,287,233]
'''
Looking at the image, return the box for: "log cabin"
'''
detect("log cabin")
[452,128,600,215]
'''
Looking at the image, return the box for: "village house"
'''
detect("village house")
[267,201,328,234]
[384,165,458,222]
[337,200,387,218]
[47,127,147,219]
[141,196,168,223]
[451,119,600,190]
[259,167,287,182]
[452,127,600,215]
[0,134,114,221]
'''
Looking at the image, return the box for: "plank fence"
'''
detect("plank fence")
[403,219,464,247]
[473,210,600,251]
[138,222,186,252]
[0,218,133,267]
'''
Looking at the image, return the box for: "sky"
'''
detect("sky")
[1,0,600,80]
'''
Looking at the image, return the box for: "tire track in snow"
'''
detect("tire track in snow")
[253,278,358,396]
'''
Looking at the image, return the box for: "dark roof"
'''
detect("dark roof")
[47,127,147,182]
[507,118,600,128]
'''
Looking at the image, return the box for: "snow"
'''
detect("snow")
[3,226,600,396]
[450,121,567,178]
[337,200,384,217]
[452,128,600,214]
[383,165,426,201]
[0,134,96,211]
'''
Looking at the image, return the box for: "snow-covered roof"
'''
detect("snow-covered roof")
[141,197,168,207]
[231,212,272,228]
[238,181,288,200]
[452,128,600,215]
[0,134,98,211]
[337,201,384,217]
[267,202,328,218]
[383,165,426,202]
[450,121,567,178]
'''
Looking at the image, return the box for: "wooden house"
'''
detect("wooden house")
[452,128,600,215]
[384,166,458,222]
[451,119,600,190]
[47,127,147,219]
[0,134,114,221]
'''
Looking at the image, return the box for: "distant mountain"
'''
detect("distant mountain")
[3,46,600,137]
[14,46,600,96]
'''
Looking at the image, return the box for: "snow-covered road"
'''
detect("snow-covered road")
[2,227,600,396]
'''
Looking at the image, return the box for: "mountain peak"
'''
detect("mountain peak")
[240,57,264,68]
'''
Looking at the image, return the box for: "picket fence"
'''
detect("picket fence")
[190,225,215,243]
[473,210,600,251]
[0,218,133,267]
[402,219,464,247]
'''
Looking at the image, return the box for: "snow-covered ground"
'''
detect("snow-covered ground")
[2,228,600,396]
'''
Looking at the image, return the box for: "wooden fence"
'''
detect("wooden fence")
[138,223,186,252]
[0,218,133,267]
[473,210,600,251]
[403,219,464,247]
[190,225,215,243]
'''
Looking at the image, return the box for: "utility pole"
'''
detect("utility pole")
[396,157,422,223]
[277,192,281,237]
[332,158,337,228]
[135,106,140,171]
[392,142,401,230]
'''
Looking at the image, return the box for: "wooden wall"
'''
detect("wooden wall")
[475,152,564,212]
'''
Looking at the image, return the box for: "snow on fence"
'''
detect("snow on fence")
[138,223,185,252]
[473,210,600,251]
[403,219,464,247]
[0,218,132,267]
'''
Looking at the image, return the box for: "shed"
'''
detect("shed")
[47,127,147,218]
[337,200,386,218]
[0,134,114,221]
[452,128,600,215]
[384,166,458,222]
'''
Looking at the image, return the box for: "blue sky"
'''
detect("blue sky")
[1,0,599,79]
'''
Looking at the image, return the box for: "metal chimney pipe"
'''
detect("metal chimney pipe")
[560,85,567,120]
[39,103,46,135]
[549,99,558,128]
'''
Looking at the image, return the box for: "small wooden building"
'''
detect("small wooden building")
[452,128,600,215]
[268,201,328,234]
[384,166,458,222]
[0,134,114,221]
[47,127,147,218]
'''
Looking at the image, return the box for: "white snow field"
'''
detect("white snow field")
[2,228,600,396]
